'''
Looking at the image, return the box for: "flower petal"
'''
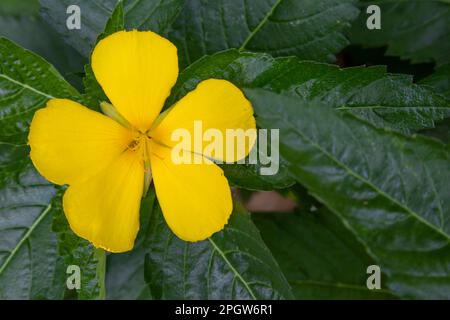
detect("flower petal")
[28,98,133,185]
[151,79,256,162]
[63,149,144,253]
[150,142,232,241]
[92,30,178,131]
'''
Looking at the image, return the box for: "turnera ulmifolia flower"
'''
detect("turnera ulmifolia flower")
[28,30,256,252]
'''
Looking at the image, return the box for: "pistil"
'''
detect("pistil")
[126,132,153,197]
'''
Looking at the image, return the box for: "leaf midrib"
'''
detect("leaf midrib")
[239,0,284,51]
[0,74,54,99]
[0,203,52,276]
[207,238,257,300]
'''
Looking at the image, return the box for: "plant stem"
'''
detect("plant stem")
[94,248,106,300]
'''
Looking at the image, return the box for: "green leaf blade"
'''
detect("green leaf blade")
[246,88,450,299]
[253,209,398,299]
[169,0,359,68]
[144,199,294,299]
[0,14,85,89]
[0,168,66,299]
[0,37,100,300]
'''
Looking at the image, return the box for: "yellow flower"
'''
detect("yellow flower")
[28,30,256,253]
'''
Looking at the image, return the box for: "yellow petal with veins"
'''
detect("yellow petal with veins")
[92,30,178,132]
[28,98,133,185]
[150,79,256,163]
[63,149,144,253]
[150,141,232,241]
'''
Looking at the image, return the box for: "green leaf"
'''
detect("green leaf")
[348,0,450,65]
[246,88,450,299]
[52,192,102,300]
[0,167,66,299]
[106,242,152,299]
[96,0,125,43]
[124,0,185,33]
[253,209,397,299]
[0,6,86,90]
[144,195,294,299]
[0,38,100,299]
[169,0,359,68]
[39,0,185,57]
[0,37,80,183]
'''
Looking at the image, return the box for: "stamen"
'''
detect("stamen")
[127,139,139,150]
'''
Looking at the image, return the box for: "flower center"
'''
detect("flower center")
[127,131,151,153]
[127,139,140,150]
[126,131,152,196]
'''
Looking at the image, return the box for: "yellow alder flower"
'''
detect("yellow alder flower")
[28,30,256,253]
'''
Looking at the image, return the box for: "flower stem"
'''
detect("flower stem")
[94,248,106,300]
